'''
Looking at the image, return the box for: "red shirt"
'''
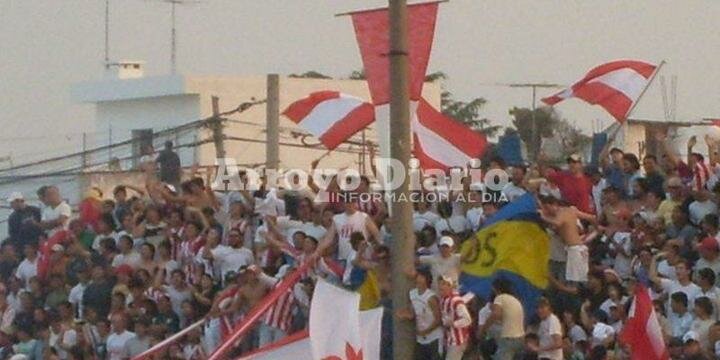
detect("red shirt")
[548,170,594,214]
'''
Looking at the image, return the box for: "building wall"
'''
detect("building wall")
[186,76,441,172]
[84,75,441,175]
[93,94,202,167]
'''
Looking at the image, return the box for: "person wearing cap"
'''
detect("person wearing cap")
[542,153,594,214]
[437,275,471,360]
[682,331,707,360]
[418,236,460,291]
[480,278,525,359]
[598,137,626,194]
[620,153,643,198]
[6,192,41,253]
[694,236,720,287]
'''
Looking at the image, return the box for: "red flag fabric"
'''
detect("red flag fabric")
[620,285,669,360]
[283,91,375,150]
[350,2,438,104]
[542,60,657,122]
[412,98,487,171]
[37,230,68,280]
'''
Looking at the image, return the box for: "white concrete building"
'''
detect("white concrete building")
[71,63,442,172]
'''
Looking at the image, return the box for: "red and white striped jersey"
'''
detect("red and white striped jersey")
[693,161,710,191]
[217,287,241,340]
[441,292,471,346]
[262,285,296,332]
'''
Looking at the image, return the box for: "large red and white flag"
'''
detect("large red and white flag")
[620,285,669,360]
[542,60,658,122]
[283,91,375,150]
[413,98,487,171]
[350,2,438,105]
[309,279,363,360]
[243,308,383,360]
[350,2,439,165]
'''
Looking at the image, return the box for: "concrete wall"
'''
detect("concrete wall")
[81,74,441,175]
[186,76,441,172]
[93,94,202,167]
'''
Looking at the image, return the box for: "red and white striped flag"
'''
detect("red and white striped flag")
[620,285,669,360]
[542,60,658,122]
[413,98,487,171]
[283,91,375,150]
[350,2,439,166]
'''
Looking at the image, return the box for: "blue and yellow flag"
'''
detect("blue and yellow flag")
[459,193,550,319]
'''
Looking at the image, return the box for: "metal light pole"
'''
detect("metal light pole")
[388,0,415,359]
[150,0,202,74]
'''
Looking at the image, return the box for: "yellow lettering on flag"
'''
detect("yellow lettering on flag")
[460,221,550,289]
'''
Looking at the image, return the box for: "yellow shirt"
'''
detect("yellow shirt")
[657,199,680,225]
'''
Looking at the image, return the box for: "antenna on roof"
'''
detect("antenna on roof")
[104,0,111,70]
[147,0,203,74]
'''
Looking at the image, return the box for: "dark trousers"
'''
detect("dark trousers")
[415,340,441,360]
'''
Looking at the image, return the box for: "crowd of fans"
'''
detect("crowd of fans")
[2,131,720,360]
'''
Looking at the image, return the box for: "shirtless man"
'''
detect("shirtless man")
[231,265,276,312]
[539,196,596,283]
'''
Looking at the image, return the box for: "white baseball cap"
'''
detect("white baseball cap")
[6,192,23,202]
[439,236,454,247]
[683,331,699,344]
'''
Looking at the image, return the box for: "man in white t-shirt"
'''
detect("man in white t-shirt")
[37,186,72,237]
[650,254,701,312]
[106,313,135,360]
[501,166,527,202]
[209,229,255,284]
[479,278,525,360]
[15,244,38,290]
[315,198,380,261]
[418,236,460,289]
[530,297,563,360]
[688,190,717,225]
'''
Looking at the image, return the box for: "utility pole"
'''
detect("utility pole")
[266,74,280,170]
[210,96,226,159]
[507,83,561,159]
[104,0,110,70]
[388,1,414,359]
[81,133,88,169]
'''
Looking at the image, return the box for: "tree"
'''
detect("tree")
[509,106,591,159]
[288,71,332,79]
[348,69,366,80]
[425,72,501,138]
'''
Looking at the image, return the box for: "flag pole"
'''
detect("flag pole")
[388,0,416,359]
[334,0,448,17]
[622,60,666,121]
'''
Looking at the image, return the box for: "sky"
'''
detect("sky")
[1,0,720,165]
